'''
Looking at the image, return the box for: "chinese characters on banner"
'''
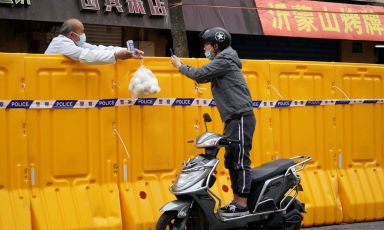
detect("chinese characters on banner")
[80,0,100,10]
[0,0,31,5]
[255,0,384,41]
[80,0,167,16]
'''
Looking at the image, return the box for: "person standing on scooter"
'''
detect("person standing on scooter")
[171,27,256,218]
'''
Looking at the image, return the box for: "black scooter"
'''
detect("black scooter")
[156,113,311,230]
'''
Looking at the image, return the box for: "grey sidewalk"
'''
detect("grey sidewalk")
[303,221,384,230]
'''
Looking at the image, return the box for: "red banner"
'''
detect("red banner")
[255,0,384,41]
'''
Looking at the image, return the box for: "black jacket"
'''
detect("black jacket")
[179,47,253,122]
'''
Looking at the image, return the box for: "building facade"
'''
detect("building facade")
[0,0,383,63]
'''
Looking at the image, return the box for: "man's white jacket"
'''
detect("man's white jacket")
[45,35,124,64]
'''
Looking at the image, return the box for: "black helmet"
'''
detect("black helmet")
[199,27,231,51]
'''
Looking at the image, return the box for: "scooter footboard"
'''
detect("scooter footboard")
[160,200,191,218]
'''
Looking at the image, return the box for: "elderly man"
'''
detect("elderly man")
[45,18,144,64]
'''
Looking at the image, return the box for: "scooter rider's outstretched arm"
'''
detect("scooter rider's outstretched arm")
[172,55,230,83]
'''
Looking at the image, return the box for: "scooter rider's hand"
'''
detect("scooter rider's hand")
[171,55,182,69]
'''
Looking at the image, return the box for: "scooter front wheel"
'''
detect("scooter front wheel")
[156,211,193,230]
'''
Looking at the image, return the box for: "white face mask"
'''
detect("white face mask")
[204,47,215,60]
[74,33,86,46]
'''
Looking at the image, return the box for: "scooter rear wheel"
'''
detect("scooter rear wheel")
[156,211,193,230]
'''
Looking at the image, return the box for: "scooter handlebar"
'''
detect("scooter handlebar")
[219,137,240,145]
[227,139,240,143]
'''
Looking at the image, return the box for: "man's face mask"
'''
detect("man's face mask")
[204,47,215,60]
[74,33,86,46]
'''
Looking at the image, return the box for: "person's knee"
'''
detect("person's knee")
[224,161,243,170]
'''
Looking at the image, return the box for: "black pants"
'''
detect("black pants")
[224,111,256,198]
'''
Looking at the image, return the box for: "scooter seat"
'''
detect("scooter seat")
[251,159,295,184]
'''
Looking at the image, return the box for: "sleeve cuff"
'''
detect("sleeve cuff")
[179,64,188,74]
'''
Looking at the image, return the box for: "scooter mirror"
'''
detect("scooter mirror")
[203,113,212,123]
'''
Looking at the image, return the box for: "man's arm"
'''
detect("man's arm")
[82,43,122,52]
[45,37,116,64]
[178,57,230,83]
[79,49,116,64]
[45,36,143,64]
[82,43,144,60]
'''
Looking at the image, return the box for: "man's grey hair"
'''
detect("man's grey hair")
[59,22,74,35]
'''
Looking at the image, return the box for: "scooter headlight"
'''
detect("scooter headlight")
[172,168,210,192]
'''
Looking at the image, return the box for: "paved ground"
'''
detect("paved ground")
[303,221,384,230]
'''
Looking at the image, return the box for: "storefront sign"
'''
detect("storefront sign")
[256,0,384,41]
[80,0,167,16]
[0,0,30,5]
[0,0,170,29]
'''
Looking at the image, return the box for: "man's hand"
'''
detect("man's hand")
[114,49,132,60]
[171,55,182,69]
[132,48,144,59]
[115,48,145,60]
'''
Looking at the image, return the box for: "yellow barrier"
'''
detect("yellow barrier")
[0,53,383,229]
[24,55,122,229]
[267,61,343,226]
[334,63,384,222]
[0,54,31,230]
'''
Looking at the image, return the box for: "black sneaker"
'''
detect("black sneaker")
[219,200,236,212]
[220,203,249,218]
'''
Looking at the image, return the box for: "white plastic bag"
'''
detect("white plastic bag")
[128,65,160,97]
